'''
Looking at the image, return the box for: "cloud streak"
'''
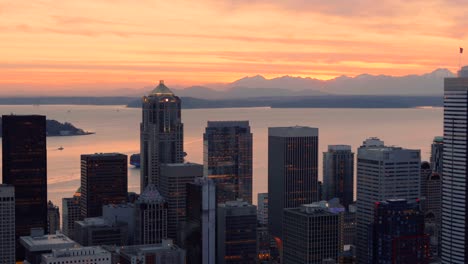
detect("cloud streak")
[0,0,466,93]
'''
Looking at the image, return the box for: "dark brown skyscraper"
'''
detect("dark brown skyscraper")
[2,115,47,261]
[268,126,319,241]
[80,153,128,218]
[204,121,253,204]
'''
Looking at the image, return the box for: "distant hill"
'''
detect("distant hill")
[0,117,93,137]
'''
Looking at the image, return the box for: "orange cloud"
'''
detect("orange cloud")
[0,0,466,94]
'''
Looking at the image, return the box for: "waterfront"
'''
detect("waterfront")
[0,105,442,208]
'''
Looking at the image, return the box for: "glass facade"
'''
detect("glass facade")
[80,153,128,218]
[204,121,252,204]
[2,115,48,261]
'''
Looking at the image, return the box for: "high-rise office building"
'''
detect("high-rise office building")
[323,145,354,209]
[2,115,48,260]
[204,121,253,203]
[62,188,82,240]
[371,199,430,263]
[135,184,168,245]
[257,193,268,226]
[140,81,184,192]
[80,153,128,218]
[47,201,60,234]
[74,217,128,246]
[0,184,15,263]
[159,163,202,241]
[217,200,257,264]
[430,136,444,175]
[283,202,343,264]
[182,177,216,264]
[441,66,468,263]
[268,126,319,240]
[356,137,421,263]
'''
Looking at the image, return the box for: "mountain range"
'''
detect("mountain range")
[155,68,455,99]
[2,68,455,98]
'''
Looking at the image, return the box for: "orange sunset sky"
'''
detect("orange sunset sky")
[0,0,467,94]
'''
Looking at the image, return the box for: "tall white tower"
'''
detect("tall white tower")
[441,66,468,263]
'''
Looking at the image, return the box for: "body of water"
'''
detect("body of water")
[0,105,443,209]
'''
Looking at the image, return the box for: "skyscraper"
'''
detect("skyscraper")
[430,136,443,175]
[140,81,184,192]
[159,162,202,241]
[47,201,60,234]
[135,184,168,245]
[371,199,430,263]
[268,126,319,240]
[2,115,48,260]
[204,121,253,203]
[323,145,354,209]
[283,202,343,264]
[441,66,468,263]
[0,184,15,263]
[217,200,257,264]
[356,137,421,263]
[183,177,216,264]
[423,172,442,257]
[80,153,128,218]
[62,188,82,240]
[257,193,268,226]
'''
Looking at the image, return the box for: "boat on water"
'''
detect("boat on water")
[58,146,64,150]
[130,153,140,168]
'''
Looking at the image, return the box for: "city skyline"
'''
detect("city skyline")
[0,1,466,94]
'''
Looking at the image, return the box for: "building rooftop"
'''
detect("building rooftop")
[221,199,254,208]
[76,217,111,227]
[285,201,345,216]
[328,145,352,151]
[150,80,174,96]
[20,233,76,251]
[42,247,109,259]
[269,126,318,137]
[81,153,127,158]
[103,203,135,209]
[138,184,165,203]
[207,120,250,128]
[118,240,181,256]
[162,162,203,167]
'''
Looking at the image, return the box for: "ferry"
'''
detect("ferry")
[130,153,140,168]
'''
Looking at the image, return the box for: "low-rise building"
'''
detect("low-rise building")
[74,217,128,247]
[107,239,185,264]
[20,228,76,264]
[41,246,111,264]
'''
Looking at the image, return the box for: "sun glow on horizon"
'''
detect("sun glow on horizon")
[0,0,466,95]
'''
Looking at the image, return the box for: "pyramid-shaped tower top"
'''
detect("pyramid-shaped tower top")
[150,80,174,96]
[138,184,165,203]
